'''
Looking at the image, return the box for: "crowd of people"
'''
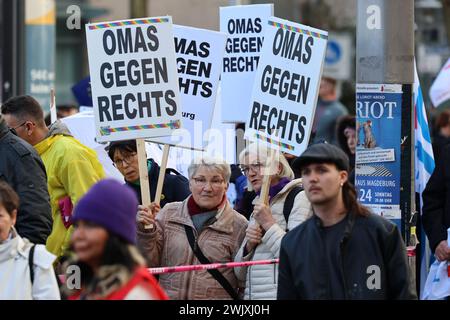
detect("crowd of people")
[6,82,449,301]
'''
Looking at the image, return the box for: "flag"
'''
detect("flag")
[414,62,435,298]
[429,57,450,108]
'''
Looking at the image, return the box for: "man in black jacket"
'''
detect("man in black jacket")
[422,144,450,262]
[106,140,190,207]
[0,115,52,244]
[277,142,416,300]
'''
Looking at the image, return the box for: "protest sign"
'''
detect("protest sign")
[150,25,226,150]
[85,16,182,142]
[220,4,273,123]
[244,16,328,156]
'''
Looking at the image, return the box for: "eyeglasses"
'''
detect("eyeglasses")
[239,163,263,175]
[191,177,225,189]
[8,122,27,133]
[113,153,137,168]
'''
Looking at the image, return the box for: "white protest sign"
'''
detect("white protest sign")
[429,57,450,108]
[149,25,227,150]
[220,4,273,123]
[86,17,182,142]
[244,17,328,155]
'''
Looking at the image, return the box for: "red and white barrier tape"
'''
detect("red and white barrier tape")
[148,259,279,275]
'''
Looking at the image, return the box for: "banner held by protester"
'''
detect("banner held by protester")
[150,25,227,151]
[85,16,182,143]
[244,16,328,157]
[220,4,273,123]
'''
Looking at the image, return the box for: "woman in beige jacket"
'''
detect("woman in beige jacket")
[137,156,248,300]
[234,144,312,300]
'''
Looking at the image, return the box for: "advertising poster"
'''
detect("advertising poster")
[355,84,402,227]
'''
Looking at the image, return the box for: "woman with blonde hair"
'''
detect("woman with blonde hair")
[234,143,312,300]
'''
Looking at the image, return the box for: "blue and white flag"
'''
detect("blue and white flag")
[414,62,435,298]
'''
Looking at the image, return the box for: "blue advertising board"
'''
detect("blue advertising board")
[355,84,402,228]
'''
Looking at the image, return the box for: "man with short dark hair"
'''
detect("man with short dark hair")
[2,95,105,259]
[277,142,416,300]
[0,114,52,244]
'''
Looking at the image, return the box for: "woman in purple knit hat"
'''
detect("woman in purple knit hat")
[60,179,167,300]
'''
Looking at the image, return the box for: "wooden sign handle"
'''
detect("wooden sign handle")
[254,148,277,230]
[136,139,153,229]
[50,88,57,124]
[154,144,170,206]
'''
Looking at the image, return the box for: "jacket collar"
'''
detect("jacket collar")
[0,227,29,263]
[166,195,234,234]
[34,135,58,155]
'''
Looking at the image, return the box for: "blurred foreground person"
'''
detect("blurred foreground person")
[62,179,168,300]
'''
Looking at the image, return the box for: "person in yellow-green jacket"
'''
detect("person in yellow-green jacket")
[1,95,105,260]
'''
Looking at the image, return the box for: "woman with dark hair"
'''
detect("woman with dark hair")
[0,181,60,299]
[106,140,190,208]
[432,109,450,162]
[61,179,167,300]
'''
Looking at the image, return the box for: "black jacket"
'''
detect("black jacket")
[422,144,450,253]
[432,133,450,163]
[277,212,417,300]
[126,159,190,207]
[0,117,52,244]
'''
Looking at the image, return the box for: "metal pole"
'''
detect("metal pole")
[356,0,416,293]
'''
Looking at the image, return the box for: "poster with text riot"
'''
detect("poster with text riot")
[354,84,402,228]
[220,4,273,123]
[149,25,227,150]
[244,17,328,156]
[86,17,181,142]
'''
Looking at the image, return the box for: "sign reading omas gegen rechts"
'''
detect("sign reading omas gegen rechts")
[86,17,182,142]
[244,17,328,155]
[220,4,273,123]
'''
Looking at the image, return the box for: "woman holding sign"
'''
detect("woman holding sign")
[136,156,248,300]
[234,144,312,300]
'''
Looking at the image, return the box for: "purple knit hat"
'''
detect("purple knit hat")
[73,179,138,244]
